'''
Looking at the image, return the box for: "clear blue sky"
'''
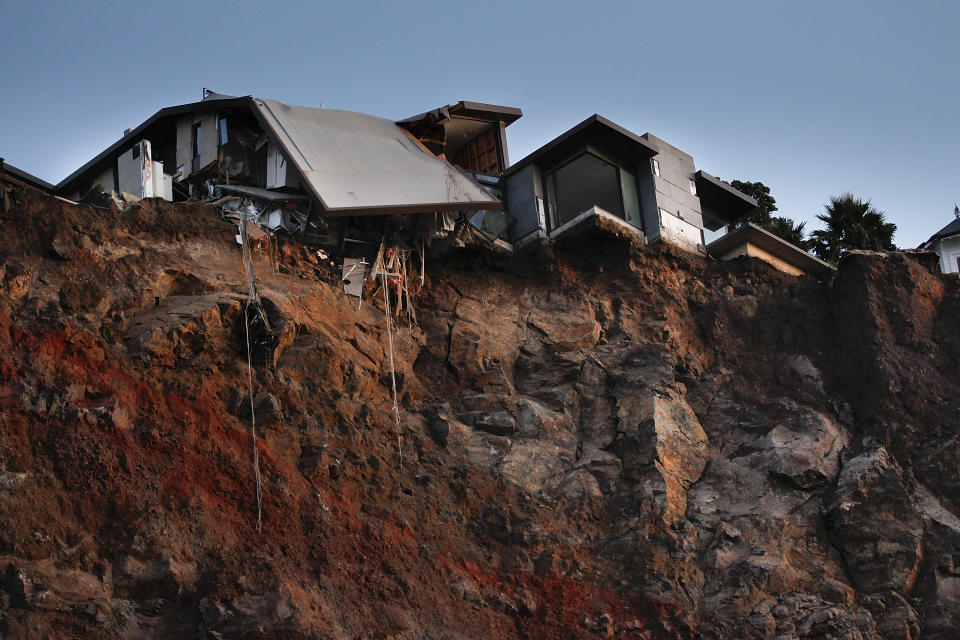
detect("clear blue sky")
[2,0,957,247]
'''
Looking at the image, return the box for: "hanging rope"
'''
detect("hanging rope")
[382,272,403,473]
[239,218,264,531]
[244,302,264,531]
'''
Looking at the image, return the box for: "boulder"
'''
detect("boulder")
[613,389,708,525]
[827,448,923,594]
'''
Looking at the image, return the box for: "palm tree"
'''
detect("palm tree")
[810,193,896,263]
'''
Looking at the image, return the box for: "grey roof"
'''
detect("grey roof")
[707,223,835,278]
[695,170,758,230]
[398,101,523,126]
[503,114,660,177]
[920,217,960,248]
[253,98,499,215]
[56,93,252,195]
[1,159,55,192]
[57,93,500,216]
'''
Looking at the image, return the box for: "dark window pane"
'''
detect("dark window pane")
[551,153,623,228]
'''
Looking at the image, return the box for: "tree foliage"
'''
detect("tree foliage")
[730,180,777,227]
[730,179,813,249]
[810,193,896,263]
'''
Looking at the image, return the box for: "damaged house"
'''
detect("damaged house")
[57,90,521,262]
[501,114,832,277]
[503,115,757,250]
[54,91,825,278]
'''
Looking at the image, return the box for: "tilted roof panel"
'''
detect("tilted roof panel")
[253,98,499,215]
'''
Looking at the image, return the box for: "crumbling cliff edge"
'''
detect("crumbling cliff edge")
[0,183,958,639]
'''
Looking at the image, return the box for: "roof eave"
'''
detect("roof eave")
[1,160,55,191]
[707,223,835,277]
[56,95,254,194]
[504,114,659,177]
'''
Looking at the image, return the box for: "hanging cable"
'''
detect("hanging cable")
[382,271,403,473]
[239,217,264,531]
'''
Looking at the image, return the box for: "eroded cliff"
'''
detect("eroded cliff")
[0,183,958,639]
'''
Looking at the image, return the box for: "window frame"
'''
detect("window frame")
[542,150,632,232]
[191,122,202,159]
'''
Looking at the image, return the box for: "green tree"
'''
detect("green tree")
[810,193,897,263]
[765,216,812,250]
[730,179,812,249]
[730,180,777,227]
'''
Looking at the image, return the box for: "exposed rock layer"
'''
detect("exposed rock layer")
[0,183,958,638]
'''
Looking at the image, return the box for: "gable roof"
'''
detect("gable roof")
[57,94,501,215]
[1,160,55,192]
[503,114,660,177]
[920,217,960,248]
[56,93,250,196]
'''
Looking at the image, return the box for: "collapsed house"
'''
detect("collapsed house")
[58,90,517,253]
[51,91,827,278]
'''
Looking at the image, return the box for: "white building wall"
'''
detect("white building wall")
[116,140,172,201]
[118,141,149,197]
[659,208,703,249]
[935,236,960,274]
[175,117,192,179]
[175,111,219,179]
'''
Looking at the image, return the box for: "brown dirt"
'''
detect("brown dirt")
[0,181,958,639]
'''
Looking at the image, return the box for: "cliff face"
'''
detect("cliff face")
[0,184,958,639]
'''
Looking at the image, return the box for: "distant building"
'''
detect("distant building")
[919,208,960,275]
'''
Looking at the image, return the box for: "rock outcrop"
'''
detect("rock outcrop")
[0,182,958,638]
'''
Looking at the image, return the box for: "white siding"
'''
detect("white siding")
[936,236,960,274]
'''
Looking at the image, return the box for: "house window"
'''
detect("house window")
[689,178,697,195]
[192,122,202,159]
[652,159,661,177]
[545,152,624,230]
[218,117,229,146]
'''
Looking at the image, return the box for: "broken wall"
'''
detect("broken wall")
[175,112,219,179]
[503,164,545,243]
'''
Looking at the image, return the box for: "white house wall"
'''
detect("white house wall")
[175,117,192,180]
[659,208,703,249]
[175,112,219,180]
[117,141,148,197]
[74,166,115,199]
[637,162,661,241]
[935,236,960,274]
[266,143,299,189]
